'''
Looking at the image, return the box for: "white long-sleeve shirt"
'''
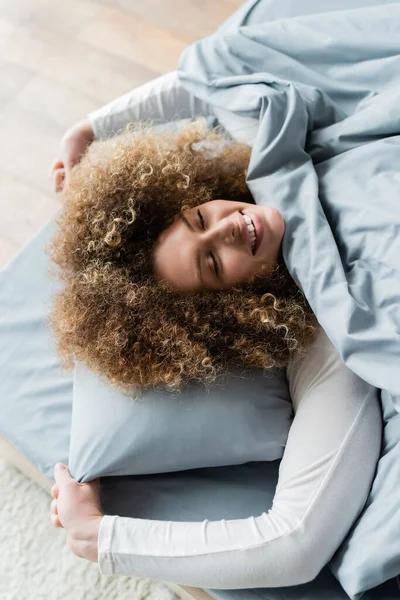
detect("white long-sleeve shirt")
[87,71,259,146]
[87,72,382,589]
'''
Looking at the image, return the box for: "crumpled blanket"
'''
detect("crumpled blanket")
[178,3,400,412]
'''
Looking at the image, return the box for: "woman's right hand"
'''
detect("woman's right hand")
[49,119,95,193]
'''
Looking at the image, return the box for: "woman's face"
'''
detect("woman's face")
[152,200,285,292]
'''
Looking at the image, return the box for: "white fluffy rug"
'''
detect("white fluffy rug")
[0,457,183,600]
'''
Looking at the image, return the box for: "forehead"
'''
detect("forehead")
[152,212,202,291]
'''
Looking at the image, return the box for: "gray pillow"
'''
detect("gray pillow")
[0,216,72,482]
[54,110,291,484]
[69,360,293,483]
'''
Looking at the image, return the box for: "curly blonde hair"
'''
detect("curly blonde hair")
[47,118,317,394]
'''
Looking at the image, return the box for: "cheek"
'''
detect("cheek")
[223,251,255,283]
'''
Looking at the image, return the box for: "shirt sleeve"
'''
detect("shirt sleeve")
[97,327,382,589]
[87,70,214,140]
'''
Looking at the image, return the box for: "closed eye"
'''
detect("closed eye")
[197,209,205,230]
[197,209,219,277]
[210,252,219,276]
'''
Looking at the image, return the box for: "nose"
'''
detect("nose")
[200,214,239,247]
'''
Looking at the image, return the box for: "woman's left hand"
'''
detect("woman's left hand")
[50,463,103,563]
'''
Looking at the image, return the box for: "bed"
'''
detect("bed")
[1,1,400,599]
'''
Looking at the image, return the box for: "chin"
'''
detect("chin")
[267,207,285,237]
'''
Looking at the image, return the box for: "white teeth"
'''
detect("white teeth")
[241,213,257,252]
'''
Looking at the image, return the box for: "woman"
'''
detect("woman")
[47,119,316,393]
[48,80,381,590]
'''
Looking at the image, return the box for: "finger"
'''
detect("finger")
[53,169,65,193]
[51,170,59,192]
[48,159,64,178]
[51,484,59,499]
[50,498,58,515]
[56,171,65,192]
[50,513,63,528]
[54,463,72,485]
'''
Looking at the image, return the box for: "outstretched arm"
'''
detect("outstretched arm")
[87,69,259,143]
[87,70,213,140]
[51,71,215,192]
[95,328,381,589]
[50,70,257,191]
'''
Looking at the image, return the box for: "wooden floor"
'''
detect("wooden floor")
[0,0,242,268]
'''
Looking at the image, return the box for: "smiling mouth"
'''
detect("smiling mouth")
[240,212,257,254]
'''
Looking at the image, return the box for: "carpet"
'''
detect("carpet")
[0,457,183,600]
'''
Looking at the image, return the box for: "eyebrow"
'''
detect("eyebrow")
[178,213,205,286]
